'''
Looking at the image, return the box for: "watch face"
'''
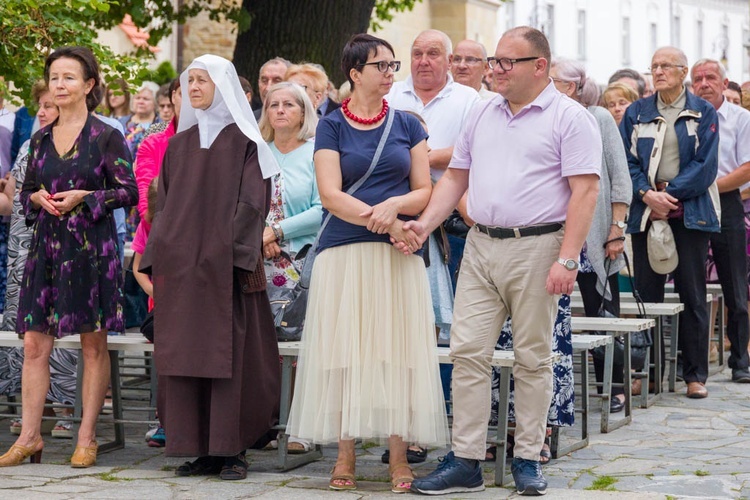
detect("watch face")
[565,260,577,271]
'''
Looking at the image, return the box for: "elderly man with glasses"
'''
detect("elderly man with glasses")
[401,26,601,496]
[450,40,497,100]
[620,47,720,399]
[386,29,478,179]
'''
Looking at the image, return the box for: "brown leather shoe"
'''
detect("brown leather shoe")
[686,382,708,399]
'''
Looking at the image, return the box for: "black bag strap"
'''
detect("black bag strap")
[596,258,613,318]
[622,250,647,318]
[300,109,396,288]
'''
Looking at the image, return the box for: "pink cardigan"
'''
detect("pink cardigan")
[131,119,176,253]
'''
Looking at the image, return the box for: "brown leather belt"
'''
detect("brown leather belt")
[475,222,563,239]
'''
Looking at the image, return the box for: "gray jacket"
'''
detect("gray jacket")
[586,106,632,299]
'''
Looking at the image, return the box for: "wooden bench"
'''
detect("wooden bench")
[570,317,655,433]
[547,334,612,459]
[0,331,156,454]
[666,283,725,365]
[571,300,684,402]
[276,343,517,486]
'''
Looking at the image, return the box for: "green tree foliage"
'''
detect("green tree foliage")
[0,0,419,106]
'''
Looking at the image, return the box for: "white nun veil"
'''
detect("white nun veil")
[178,54,280,179]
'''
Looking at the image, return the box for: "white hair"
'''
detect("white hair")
[414,29,453,56]
[692,58,727,80]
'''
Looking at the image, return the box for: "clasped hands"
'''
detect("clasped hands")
[360,200,424,254]
[32,189,89,217]
[644,190,679,220]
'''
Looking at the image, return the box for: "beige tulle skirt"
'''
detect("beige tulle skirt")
[287,242,449,446]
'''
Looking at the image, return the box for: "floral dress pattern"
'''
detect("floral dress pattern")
[17,117,137,338]
[490,294,575,428]
[0,142,77,402]
[264,173,302,289]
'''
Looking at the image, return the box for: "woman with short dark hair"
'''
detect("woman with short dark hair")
[286,33,449,493]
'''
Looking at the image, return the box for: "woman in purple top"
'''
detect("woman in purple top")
[0,47,137,469]
[286,34,449,493]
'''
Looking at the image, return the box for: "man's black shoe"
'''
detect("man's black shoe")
[609,396,625,414]
[732,368,750,383]
[511,457,547,496]
[410,451,485,495]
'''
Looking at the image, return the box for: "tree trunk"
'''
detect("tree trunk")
[233,0,375,92]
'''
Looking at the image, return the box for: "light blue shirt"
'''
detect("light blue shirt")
[270,141,322,252]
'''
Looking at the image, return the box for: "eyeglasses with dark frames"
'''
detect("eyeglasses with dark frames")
[361,60,401,73]
[487,56,540,71]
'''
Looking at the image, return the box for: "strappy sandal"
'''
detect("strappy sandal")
[389,462,414,493]
[175,456,223,477]
[329,460,357,490]
[219,453,248,481]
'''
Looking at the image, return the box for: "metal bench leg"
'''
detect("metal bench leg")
[717,295,725,367]
[99,350,125,454]
[668,314,680,392]
[277,354,321,471]
[600,340,613,433]
[494,366,512,486]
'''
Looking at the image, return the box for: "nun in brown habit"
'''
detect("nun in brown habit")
[139,54,281,480]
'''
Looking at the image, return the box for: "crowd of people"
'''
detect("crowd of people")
[0,23,748,497]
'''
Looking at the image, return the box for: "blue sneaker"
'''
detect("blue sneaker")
[410,451,485,495]
[511,457,547,496]
[147,427,166,448]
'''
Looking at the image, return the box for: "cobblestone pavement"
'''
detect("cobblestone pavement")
[0,363,748,499]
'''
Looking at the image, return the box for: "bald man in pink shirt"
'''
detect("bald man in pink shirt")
[402,27,601,496]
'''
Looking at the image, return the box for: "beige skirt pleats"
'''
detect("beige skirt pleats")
[287,242,449,446]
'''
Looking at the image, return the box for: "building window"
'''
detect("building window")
[577,10,587,60]
[672,15,681,47]
[696,20,703,57]
[650,23,658,54]
[546,4,555,51]
[622,17,631,65]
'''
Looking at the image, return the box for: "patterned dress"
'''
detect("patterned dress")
[0,141,77,403]
[17,117,137,338]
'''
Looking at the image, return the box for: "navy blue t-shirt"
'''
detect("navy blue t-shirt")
[314,109,428,253]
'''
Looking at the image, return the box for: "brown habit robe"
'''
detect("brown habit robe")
[140,123,280,457]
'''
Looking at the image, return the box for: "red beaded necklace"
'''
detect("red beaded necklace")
[341,97,389,125]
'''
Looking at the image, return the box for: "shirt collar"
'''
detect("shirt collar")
[496,79,558,112]
[717,96,730,118]
[657,85,687,111]
[401,74,456,100]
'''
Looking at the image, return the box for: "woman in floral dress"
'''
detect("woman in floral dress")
[0,81,77,440]
[258,82,321,454]
[0,46,137,469]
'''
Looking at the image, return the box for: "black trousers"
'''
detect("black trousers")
[710,190,749,370]
[632,219,711,384]
[578,271,624,396]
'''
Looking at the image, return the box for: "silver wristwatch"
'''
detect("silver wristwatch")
[611,220,626,229]
[557,258,579,271]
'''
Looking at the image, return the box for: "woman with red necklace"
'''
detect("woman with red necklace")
[287,34,449,493]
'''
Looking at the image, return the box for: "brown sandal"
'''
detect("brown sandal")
[389,462,414,493]
[329,460,357,490]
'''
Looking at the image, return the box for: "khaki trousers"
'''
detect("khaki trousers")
[450,227,562,461]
